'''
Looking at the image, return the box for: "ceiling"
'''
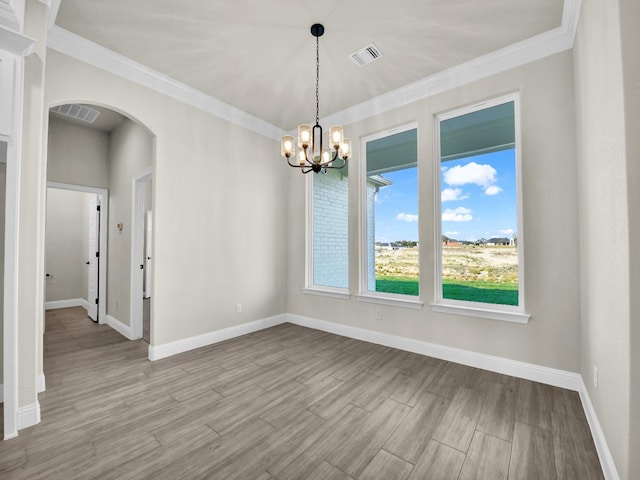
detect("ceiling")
[54,0,565,131]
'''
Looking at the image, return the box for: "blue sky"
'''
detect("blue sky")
[374,149,517,243]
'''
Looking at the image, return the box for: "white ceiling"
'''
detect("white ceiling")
[54,0,565,131]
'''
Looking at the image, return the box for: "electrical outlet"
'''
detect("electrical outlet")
[593,366,598,390]
[375,308,382,320]
[236,303,242,314]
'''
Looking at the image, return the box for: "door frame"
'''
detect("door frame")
[46,182,109,324]
[130,167,152,340]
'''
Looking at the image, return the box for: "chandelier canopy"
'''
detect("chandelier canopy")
[281,24,351,174]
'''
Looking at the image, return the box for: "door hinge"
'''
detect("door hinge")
[95,298,99,305]
[96,251,99,258]
[97,205,101,211]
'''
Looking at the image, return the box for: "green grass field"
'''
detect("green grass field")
[375,276,518,306]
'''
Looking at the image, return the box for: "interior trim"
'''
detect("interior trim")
[147,313,287,361]
[44,298,88,310]
[105,314,133,341]
[16,402,40,431]
[579,377,621,480]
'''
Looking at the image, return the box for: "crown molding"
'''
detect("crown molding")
[46,25,286,141]
[45,0,581,139]
[37,0,60,28]
[0,24,33,55]
[323,0,582,127]
[0,0,22,33]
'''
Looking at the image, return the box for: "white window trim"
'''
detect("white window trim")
[305,171,350,298]
[432,93,528,323]
[356,293,423,310]
[359,122,420,302]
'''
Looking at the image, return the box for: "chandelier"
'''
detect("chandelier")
[281,24,351,174]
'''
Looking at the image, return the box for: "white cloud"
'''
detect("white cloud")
[443,162,497,188]
[396,213,418,222]
[445,231,460,237]
[499,228,515,235]
[485,185,502,196]
[442,207,473,222]
[441,188,469,202]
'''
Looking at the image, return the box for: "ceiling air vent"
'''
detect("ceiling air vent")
[51,104,101,124]
[350,43,383,67]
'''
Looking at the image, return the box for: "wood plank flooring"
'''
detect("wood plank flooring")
[0,307,604,479]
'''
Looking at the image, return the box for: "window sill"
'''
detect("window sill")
[356,293,424,310]
[431,303,530,324]
[303,287,351,300]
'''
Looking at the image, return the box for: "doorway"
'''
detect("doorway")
[45,182,109,323]
[130,167,153,342]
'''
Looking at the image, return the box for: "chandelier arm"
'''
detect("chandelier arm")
[285,156,301,168]
[316,148,340,167]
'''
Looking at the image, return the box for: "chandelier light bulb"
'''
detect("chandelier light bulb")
[330,126,344,149]
[298,125,312,148]
[341,138,351,159]
[281,135,294,158]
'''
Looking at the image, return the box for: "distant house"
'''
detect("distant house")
[487,237,513,246]
[376,242,402,251]
[442,240,462,247]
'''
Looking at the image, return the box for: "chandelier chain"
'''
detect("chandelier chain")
[315,34,320,125]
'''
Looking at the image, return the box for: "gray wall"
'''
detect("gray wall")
[288,50,581,372]
[106,119,152,326]
[44,189,93,302]
[47,116,110,189]
[574,0,633,477]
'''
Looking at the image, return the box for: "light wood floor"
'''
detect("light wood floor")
[0,307,604,479]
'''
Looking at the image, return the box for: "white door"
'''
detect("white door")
[87,195,100,321]
[144,210,152,299]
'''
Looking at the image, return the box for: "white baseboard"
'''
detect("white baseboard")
[286,314,581,391]
[105,314,133,340]
[17,402,41,430]
[578,378,620,480]
[148,314,287,361]
[37,373,46,393]
[44,298,89,310]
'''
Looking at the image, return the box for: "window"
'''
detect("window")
[435,94,526,320]
[360,125,420,304]
[307,168,349,294]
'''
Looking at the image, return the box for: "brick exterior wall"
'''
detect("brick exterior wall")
[312,170,349,289]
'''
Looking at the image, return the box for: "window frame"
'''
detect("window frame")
[304,171,351,299]
[432,93,529,323]
[357,122,423,309]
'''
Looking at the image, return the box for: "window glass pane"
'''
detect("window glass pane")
[312,169,348,289]
[439,101,519,306]
[365,128,418,296]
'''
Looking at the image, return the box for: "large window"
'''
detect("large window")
[361,125,419,302]
[435,95,525,318]
[308,168,349,292]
